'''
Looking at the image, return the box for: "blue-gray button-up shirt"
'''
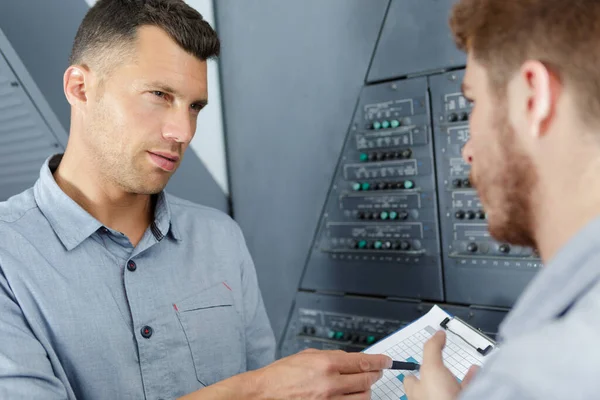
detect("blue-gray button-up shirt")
[460,217,600,399]
[0,155,276,399]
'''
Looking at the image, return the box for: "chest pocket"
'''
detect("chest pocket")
[174,282,245,386]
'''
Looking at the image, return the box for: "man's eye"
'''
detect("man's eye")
[153,91,166,98]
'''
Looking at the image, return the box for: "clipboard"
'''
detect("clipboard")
[440,316,496,356]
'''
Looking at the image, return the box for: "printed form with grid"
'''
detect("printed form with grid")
[364,306,495,400]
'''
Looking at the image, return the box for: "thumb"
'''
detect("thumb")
[461,365,480,389]
[423,330,446,367]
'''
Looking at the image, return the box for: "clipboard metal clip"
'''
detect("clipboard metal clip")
[440,317,496,356]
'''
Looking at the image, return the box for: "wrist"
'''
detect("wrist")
[218,369,265,400]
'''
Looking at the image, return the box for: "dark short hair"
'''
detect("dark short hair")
[70,0,220,71]
[450,0,600,127]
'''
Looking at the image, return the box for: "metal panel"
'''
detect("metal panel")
[367,0,465,83]
[300,77,444,301]
[280,291,507,357]
[0,30,68,200]
[429,70,540,307]
[216,0,390,340]
[0,0,89,132]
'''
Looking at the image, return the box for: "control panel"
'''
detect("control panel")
[299,77,444,301]
[429,71,541,307]
[280,292,507,358]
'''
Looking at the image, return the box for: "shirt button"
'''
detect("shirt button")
[127,260,137,272]
[141,326,153,339]
[100,227,109,234]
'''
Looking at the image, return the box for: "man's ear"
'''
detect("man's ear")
[511,60,561,139]
[64,65,90,107]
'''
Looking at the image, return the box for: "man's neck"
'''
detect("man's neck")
[53,149,153,246]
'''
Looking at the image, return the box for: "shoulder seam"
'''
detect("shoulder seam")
[0,205,39,225]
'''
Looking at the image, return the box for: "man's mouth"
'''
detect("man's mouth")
[148,151,180,171]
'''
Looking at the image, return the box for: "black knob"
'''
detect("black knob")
[393,152,402,159]
[368,153,377,162]
[467,243,478,253]
[455,210,465,219]
[448,113,458,122]
[348,240,358,249]
[385,152,395,160]
[462,178,471,188]
[452,179,462,188]
[460,112,469,121]
[476,210,486,220]
[383,241,393,250]
[395,182,404,190]
[377,182,388,190]
[376,152,386,161]
[358,336,367,344]
[401,149,412,159]
[499,244,511,254]
[342,332,351,341]
[358,212,367,220]
[466,211,476,220]
[370,212,379,220]
[399,211,409,220]
[400,241,411,251]
[350,334,359,343]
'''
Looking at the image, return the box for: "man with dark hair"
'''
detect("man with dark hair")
[404,0,600,399]
[0,0,390,399]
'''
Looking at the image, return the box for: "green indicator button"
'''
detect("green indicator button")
[389,211,398,220]
[335,331,344,340]
[328,331,335,339]
[358,240,367,249]
[360,153,368,162]
[404,180,415,189]
[390,119,400,128]
[380,211,389,220]
[352,183,361,191]
[361,183,371,191]
[367,336,376,344]
[373,121,382,130]
[374,241,383,249]
[381,120,390,129]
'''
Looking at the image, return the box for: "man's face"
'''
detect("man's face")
[461,54,538,248]
[83,26,208,194]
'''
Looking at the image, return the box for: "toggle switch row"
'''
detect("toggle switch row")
[352,180,415,192]
[359,149,412,163]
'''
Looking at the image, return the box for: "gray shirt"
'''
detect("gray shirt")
[0,155,276,399]
[460,217,600,400]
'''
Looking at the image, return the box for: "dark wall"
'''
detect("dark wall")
[216,0,390,339]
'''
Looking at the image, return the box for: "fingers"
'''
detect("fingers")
[403,375,420,398]
[461,365,480,389]
[335,370,383,394]
[334,352,393,374]
[422,331,446,367]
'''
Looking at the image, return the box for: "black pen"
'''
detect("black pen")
[389,361,420,371]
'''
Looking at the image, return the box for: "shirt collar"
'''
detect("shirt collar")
[499,216,600,340]
[33,154,181,251]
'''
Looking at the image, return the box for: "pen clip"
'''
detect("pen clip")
[440,317,496,356]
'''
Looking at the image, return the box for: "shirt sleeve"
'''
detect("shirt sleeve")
[458,373,533,400]
[233,222,276,370]
[0,269,68,399]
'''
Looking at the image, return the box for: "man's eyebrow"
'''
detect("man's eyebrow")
[145,81,208,106]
